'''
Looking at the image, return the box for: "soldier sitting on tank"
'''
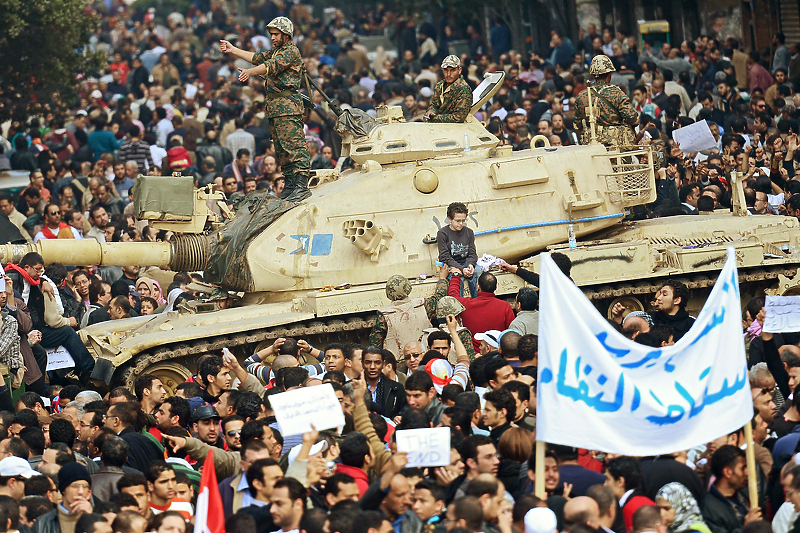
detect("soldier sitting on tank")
[574,55,638,147]
[368,266,450,359]
[424,56,473,124]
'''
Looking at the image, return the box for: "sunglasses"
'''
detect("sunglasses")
[227,429,241,437]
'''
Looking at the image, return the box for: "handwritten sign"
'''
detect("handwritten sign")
[764,296,800,333]
[671,119,717,153]
[46,346,75,371]
[537,248,752,456]
[395,427,450,467]
[269,383,345,437]
[0,264,4,292]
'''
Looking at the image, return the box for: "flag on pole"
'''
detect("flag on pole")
[193,448,225,533]
[537,247,752,456]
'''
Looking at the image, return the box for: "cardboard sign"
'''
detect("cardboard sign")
[764,296,800,333]
[671,119,717,153]
[269,383,345,437]
[46,346,75,371]
[395,427,451,467]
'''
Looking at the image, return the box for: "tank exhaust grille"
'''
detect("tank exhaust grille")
[170,233,209,272]
[648,235,734,247]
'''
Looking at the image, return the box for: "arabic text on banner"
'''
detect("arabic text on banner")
[536,247,752,456]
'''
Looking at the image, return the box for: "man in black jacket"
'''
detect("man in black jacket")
[651,280,695,341]
[103,402,164,473]
[363,347,406,419]
[700,445,761,533]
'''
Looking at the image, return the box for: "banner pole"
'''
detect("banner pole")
[534,440,546,499]
[743,421,759,508]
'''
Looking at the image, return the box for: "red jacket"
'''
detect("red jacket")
[448,276,516,351]
[334,463,370,497]
[622,494,656,532]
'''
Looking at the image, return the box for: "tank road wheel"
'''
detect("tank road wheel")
[606,296,646,321]
[144,362,192,395]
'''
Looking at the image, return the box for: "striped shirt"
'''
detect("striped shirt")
[150,498,193,520]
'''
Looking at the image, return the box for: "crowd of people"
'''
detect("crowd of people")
[3,2,800,533]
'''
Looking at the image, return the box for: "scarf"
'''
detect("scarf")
[4,264,39,286]
[40,222,70,240]
[165,288,184,312]
[656,482,708,533]
[136,278,165,304]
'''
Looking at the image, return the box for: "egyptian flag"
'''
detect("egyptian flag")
[193,449,225,533]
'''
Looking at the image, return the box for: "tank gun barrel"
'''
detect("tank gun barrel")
[0,234,210,272]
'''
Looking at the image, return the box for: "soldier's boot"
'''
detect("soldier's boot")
[279,174,312,202]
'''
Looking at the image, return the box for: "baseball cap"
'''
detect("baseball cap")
[75,110,88,117]
[524,507,557,533]
[0,457,40,479]
[192,403,220,422]
[287,440,329,464]
[474,330,502,349]
[91,90,103,99]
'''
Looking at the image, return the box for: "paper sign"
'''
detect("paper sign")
[764,296,800,333]
[395,427,451,467]
[0,264,4,293]
[46,346,75,371]
[671,119,717,153]
[269,383,345,437]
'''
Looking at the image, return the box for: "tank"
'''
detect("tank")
[0,72,671,391]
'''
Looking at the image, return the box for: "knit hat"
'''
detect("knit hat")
[58,462,91,492]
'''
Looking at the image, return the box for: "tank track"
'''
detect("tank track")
[581,264,798,300]
[119,315,377,389]
[117,265,799,388]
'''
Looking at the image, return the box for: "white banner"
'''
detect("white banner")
[537,247,752,455]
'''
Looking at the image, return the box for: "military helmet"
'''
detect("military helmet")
[267,16,294,38]
[208,288,229,301]
[436,296,465,319]
[385,275,412,301]
[589,55,616,77]
[441,55,461,69]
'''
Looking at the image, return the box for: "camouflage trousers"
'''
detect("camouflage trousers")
[270,114,310,179]
[580,124,635,148]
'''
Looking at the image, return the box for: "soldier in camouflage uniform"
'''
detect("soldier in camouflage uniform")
[367,266,481,361]
[425,55,473,123]
[574,55,639,148]
[220,17,311,202]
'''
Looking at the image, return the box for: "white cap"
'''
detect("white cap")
[419,87,433,98]
[524,508,557,533]
[90,90,103,99]
[474,330,502,349]
[287,440,329,464]
[0,457,40,479]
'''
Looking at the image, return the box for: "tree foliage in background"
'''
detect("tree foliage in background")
[0,0,102,124]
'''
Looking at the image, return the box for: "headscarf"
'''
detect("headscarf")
[136,278,165,305]
[656,482,708,533]
[165,288,184,312]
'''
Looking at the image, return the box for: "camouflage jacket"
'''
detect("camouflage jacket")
[252,41,304,118]
[368,278,478,362]
[430,77,472,123]
[574,80,638,131]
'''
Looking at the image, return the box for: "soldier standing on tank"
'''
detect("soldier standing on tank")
[424,55,473,123]
[219,17,311,203]
[574,55,639,147]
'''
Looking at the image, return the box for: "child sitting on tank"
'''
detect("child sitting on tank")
[437,202,480,297]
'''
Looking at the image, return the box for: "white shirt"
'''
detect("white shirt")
[772,501,798,533]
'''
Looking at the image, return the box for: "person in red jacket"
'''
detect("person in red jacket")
[605,456,656,532]
[448,270,515,352]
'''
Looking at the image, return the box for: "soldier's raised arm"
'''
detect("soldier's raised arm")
[219,40,256,64]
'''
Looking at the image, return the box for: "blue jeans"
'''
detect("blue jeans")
[453,261,482,298]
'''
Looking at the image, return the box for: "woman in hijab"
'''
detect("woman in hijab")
[164,288,184,312]
[136,277,165,305]
[655,482,711,533]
